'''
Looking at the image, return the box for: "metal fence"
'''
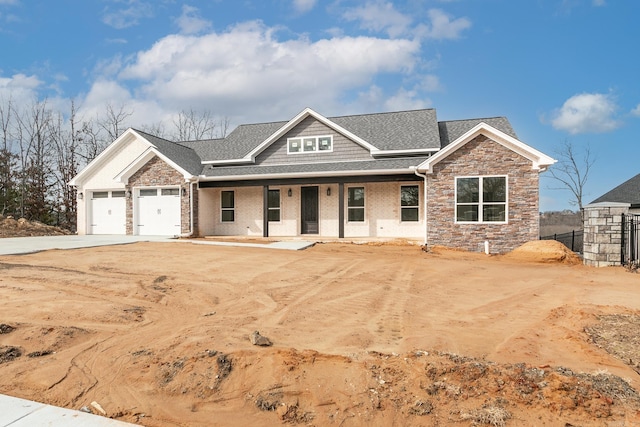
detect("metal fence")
[622,214,640,266]
[540,229,583,253]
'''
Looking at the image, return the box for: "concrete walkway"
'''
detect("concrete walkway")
[0,394,140,426]
[0,235,315,256]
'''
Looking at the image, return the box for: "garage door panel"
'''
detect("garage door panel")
[90,191,126,234]
[136,188,181,236]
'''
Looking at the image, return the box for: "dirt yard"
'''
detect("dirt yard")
[0,240,639,426]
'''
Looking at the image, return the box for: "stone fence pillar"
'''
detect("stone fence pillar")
[582,202,630,267]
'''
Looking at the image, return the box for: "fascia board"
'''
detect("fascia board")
[199,168,414,182]
[417,122,556,174]
[244,108,379,162]
[201,158,254,165]
[114,147,194,183]
[69,128,140,186]
[372,148,439,157]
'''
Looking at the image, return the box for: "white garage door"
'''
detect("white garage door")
[90,191,126,234]
[136,188,181,236]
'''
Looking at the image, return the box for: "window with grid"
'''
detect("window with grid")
[455,176,507,223]
[347,187,365,222]
[268,189,280,222]
[221,190,235,222]
[400,185,419,222]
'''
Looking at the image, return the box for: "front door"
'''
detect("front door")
[301,186,319,234]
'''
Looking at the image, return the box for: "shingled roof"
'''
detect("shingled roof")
[591,173,640,207]
[134,129,204,176]
[438,117,517,147]
[131,109,522,179]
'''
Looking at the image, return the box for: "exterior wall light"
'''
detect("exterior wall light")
[288,188,292,197]
[78,192,83,200]
[326,187,331,196]
[181,187,187,197]
[126,190,132,199]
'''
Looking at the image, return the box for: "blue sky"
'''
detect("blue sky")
[0,0,638,211]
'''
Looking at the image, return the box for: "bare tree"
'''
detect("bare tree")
[172,109,218,141]
[217,116,231,138]
[98,103,133,142]
[0,96,18,215]
[14,98,55,222]
[546,140,595,210]
[49,100,83,230]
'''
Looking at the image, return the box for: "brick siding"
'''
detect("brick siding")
[426,135,539,253]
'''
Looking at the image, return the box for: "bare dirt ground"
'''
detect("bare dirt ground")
[0,240,640,426]
[0,215,72,237]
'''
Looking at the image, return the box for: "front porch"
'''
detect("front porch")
[196,175,424,241]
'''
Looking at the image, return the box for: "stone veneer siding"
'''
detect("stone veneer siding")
[426,135,540,254]
[125,156,196,235]
[582,203,629,267]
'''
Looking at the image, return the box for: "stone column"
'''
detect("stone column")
[582,202,630,267]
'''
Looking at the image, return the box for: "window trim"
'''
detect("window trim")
[221,190,235,223]
[455,175,508,224]
[400,185,420,222]
[267,189,281,222]
[347,186,365,222]
[287,135,333,154]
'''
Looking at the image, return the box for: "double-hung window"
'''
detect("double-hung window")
[400,185,419,222]
[455,176,507,223]
[347,187,365,222]
[221,190,235,222]
[267,189,280,222]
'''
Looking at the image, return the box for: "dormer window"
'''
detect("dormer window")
[288,135,333,154]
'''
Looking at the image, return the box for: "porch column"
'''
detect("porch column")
[338,182,344,238]
[263,185,269,238]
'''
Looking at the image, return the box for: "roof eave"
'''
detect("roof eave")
[417,122,556,174]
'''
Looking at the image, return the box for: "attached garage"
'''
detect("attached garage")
[135,187,181,236]
[89,190,126,234]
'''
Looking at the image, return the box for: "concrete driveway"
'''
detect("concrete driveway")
[0,235,315,256]
[0,235,174,256]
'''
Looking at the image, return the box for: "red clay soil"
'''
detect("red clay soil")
[0,240,639,426]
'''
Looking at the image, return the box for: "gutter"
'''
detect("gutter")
[412,166,428,246]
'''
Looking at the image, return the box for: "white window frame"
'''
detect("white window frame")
[400,185,420,222]
[221,190,235,223]
[347,186,365,222]
[455,175,508,224]
[267,189,281,222]
[287,135,333,154]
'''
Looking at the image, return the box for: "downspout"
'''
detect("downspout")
[412,166,428,246]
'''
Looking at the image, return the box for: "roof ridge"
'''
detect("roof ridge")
[438,116,507,123]
[329,108,435,120]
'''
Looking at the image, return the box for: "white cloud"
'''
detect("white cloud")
[175,5,212,35]
[343,1,413,38]
[417,9,471,40]
[419,74,442,92]
[292,0,316,14]
[109,20,421,123]
[631,104,640,117]
[102,0,154,29]
[383,88,430,111]
[0,73,42,101]
[550,92,621,134]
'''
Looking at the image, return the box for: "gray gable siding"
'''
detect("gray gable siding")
[255,116,371,165]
